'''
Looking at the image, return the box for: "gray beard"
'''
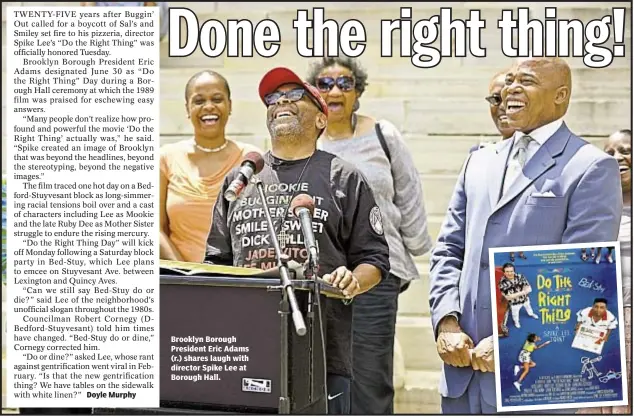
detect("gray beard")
[268,119,304,143]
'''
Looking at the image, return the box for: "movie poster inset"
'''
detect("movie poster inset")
[489,242,628,412]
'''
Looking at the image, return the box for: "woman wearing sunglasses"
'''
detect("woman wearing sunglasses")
[159,70,262,263]
[307,57,433,414]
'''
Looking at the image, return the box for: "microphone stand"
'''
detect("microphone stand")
[302,239,322,411]
[252,175,306,415]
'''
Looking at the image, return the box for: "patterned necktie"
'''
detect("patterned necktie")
[516,135,533,167]
[502,135,533,196]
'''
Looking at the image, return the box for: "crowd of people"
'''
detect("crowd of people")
[163,59,432,414]
[155,55,632,415]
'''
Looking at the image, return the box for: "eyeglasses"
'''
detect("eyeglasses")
[264,87,323,111]
[316,76,355,92]
[264,88,309,105]
[485,93,502,106]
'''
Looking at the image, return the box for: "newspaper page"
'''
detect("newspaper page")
[2,1,631,415]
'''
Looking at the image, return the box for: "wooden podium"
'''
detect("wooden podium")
[96,261,343,415]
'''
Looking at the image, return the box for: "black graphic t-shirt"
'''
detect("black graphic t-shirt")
[204,150,391,377]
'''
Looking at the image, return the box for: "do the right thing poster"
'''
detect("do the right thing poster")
[489,242,628,412]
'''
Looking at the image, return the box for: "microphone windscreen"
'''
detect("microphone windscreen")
[290,194,315,217]
[244,151,265,174]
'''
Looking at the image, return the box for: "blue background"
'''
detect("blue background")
[494,247,624,408]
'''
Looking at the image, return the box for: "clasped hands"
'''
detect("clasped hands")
[437,317,495,372]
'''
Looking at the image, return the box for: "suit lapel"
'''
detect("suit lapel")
[494,153,556,212]
[488,139,513,211]
[492,123,572,214]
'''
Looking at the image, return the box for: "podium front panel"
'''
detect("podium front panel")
[160,275,327,414]
[160,279,282,411]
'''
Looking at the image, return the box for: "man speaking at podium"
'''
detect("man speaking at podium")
[203,67,391,414]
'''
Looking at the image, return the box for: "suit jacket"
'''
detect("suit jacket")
[429,122,622,405]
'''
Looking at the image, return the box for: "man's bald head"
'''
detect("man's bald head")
[489,68,508,91]
[514,57,572,91]
[502,57,573,133]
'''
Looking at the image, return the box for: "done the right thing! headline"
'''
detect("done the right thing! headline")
[168,6,627,68]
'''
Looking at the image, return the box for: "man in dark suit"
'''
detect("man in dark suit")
[429,57,622,413]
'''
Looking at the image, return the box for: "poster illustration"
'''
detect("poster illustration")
[489,242,628,412]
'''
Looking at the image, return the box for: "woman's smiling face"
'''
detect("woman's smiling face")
[604,131,632,193]
[186,73,232,138]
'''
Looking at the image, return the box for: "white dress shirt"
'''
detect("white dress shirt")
[576,306,618,330]
[502,118,564,194]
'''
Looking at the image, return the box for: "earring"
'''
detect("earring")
[352,99,360,112]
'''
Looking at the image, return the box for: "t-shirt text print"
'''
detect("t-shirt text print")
[233,181,329,270]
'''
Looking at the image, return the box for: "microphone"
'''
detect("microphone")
[224,152,265,202]
[290,194,319,267]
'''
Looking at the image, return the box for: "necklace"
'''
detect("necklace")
[265,151,314,250]
[194,139,228,153]
[325,113,357,141]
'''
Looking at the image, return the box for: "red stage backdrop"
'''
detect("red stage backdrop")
[495,267,507,334]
